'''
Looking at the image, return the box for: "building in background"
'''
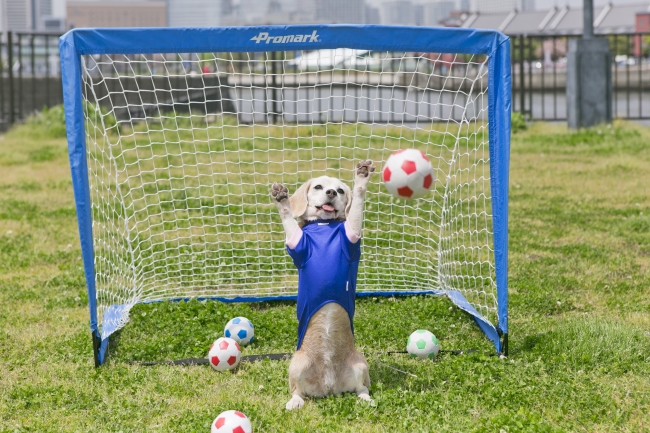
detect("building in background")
[167,0,221,27]
[440,10,470,27]
[636,8,650,31]
[318,0,364,23]
[221,0,234,16]
[460,2,646,34]
[66,1,166,28]
[380,0,415,25]
[635,9,650,56]
[468,0,534,14]
[292,0,314,23]
[226,0,297,25]
[13,0,650,32]
[237,0,272,24]
[423,0,455,26]
[265,0,295,23]
[1,0,53,31]
[414,3,424,25]
[365,4,380,23]
[521,0,535,12]
[34,0,51,28]
[41,16,64,31]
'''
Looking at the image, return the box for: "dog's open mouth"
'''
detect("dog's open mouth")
[317,204,336,213]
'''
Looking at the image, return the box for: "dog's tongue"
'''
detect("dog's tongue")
[321,204,335,212]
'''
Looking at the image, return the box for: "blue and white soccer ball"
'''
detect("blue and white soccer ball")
[224,316,255,346]
[406,329,440,359]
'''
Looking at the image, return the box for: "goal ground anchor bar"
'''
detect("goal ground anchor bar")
[134,349,484,367]
[92,330,102,368]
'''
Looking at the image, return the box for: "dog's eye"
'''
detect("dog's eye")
[314,185,323,190]
[337,188,345,195]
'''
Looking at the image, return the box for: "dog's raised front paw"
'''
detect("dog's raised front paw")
[271,182,289,202]
[355,160,376,179]
[285,394,305,410]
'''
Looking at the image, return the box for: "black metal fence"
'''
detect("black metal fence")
[0,32,62,130]
[1,31,649,130]
[512,32,650,121]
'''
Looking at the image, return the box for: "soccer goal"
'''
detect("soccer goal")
[60,25,511,366]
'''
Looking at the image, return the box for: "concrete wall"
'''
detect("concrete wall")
[512,66,650,91]
[0,75,233,129]
[82,75,235,122]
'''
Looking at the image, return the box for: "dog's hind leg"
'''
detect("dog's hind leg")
[286,350,311,410]
[341,350,373,403]
[352,358,372,403]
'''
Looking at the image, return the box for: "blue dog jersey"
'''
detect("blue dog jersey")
[286,220,361,350]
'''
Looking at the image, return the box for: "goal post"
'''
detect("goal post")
[60,25,511,366]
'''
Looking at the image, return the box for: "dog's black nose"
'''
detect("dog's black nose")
[326,189,337,198]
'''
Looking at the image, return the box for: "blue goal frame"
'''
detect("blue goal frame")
[60,25,511,366]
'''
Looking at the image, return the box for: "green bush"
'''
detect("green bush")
[9,103,117,139]
[511,111,527,133]
[20,105,68,138]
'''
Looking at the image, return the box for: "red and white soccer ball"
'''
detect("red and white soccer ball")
[208,337,241,372]
[211,410,252,433]
[382,148,434,199]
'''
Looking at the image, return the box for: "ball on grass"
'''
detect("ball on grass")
[211,410,252,433]
[224,316,255,345]
[208,337,241,371]
[406,329,440,359]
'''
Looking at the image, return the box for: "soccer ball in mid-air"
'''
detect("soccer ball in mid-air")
[211,410,253,433]
[208,337,241,371]
[382,148,434,199]
[407,329,440,359]
[224,316,255,345]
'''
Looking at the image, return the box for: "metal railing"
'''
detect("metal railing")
[512,32,650,121]
[1,30,649,129]
[0,31,62,130]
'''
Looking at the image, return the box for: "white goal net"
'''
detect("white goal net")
[80,48,496,339]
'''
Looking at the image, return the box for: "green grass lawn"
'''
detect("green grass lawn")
[1,115,650,432]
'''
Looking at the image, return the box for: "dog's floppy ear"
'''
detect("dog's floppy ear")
[289,179,311,219]
[343,183,353,219]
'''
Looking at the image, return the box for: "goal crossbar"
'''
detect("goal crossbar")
[60,25,511,366]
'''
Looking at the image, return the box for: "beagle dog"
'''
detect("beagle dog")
[270,160,376,410]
